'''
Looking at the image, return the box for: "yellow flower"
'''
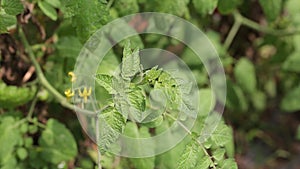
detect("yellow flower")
[68,72,76,82]
[78,87,92,103]
[64,89,74,101]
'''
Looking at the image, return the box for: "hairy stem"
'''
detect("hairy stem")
[96,116,102,169]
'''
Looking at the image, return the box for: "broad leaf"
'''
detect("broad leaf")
[0,81,36,109]
[2,0,23,15]
[234,58,257,93]
[0,117,22,165]
[124,122,155,169]
[193,0,218,16]
[38,1,58,21]
[39,119,77,164]
[211,123,232,147]
[98,107,126,151]
[280,86,300,112]
[95,74,116,94]
[218,0,241,14]
[121,41,141,78]
[177,140,203,169]
[283,52,300,73]
[259,0,282,21]
[0,13,17,33]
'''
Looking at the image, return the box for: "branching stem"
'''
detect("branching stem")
[18,27,95,116]
[164,113,217,169]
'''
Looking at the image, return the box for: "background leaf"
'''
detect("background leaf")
[39,119,77,164]
[258,0,282,21]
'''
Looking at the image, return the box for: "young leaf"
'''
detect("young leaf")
[177,140,202,169]
[220,158,238,169]
[95,74,116,94]
[38,1,58,21]
[127,87,146,121]
[211,123,232,147]
[213,148,226,161]
[39,119,78,164]
[259,0,282,21]
[234,58,257,93]
[195,155,211,169]
[121,41,141,79]
[98,107,126,151]
[1,0,24,15]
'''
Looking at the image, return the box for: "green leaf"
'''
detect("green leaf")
[0,13,17,33]
[38,1,58,21]
[145,66,162,84]
[220,158,238,169]
[124,123,155,169]
[258,0,282,21]
[234,58,257,93]
[113,0,139,16]
[280,86,300,112]
[0,117,22,164]
[0,81,36,109]
[39,119,77,164]
[95,74,116,94]
[198,89,215,116]
[251,90,266,111]
[283,52,300,73]
[17,147,28,160]
[98,107,126,151]
[151,0,189,16]
[128,87,146,120]
[193,0,218,16]
[226,80,248,112]
[121,41,141,79]
[217,0,241,14]
[213,148,226,161]
[62,0,110,42]
[45,0,61,8]
[56,36,82,58]
[211,123,232,147]
[195,155,211,169]
[177,141,202,169]
[2,0,23,15]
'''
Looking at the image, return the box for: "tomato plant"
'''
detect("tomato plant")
[1,0,300,169]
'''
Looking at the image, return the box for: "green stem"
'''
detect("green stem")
[106,0,115,9]
[164,113,217,169]
[96,116,102,169]
[234,11,300,36]
[18,27,95,116]
[224,16,242,50]
[27,91,39,120]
